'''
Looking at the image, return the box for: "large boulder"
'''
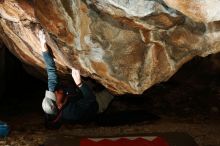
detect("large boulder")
[0,0,220,94]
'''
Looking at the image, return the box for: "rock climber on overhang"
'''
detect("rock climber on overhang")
[38,30,114,129]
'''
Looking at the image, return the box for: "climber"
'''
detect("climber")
[38,30,114,129]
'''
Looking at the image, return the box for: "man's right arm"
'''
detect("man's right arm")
[39,30,58,92]
[42,51,58,92]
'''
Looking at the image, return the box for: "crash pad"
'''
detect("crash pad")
[44,132,198,146]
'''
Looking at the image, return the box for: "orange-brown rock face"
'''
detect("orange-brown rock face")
[0,0,220,94]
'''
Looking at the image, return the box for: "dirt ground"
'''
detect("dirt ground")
[0,114,220,146]
[0,56,220,146]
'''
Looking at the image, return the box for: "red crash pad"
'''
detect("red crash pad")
[80,136,169,146]
[44,133,198,146]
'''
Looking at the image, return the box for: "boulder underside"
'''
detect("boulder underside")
[0,0,220,94]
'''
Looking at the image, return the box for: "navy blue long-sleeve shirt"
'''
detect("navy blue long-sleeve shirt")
[42,51,98,124]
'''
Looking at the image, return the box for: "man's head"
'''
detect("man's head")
[42,91,58,115]
[42,89,66,114]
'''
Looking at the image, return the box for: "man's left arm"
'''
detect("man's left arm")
[71,68,96,104]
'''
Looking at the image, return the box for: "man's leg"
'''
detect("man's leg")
[95,90,114,113]
[84,79,114,113]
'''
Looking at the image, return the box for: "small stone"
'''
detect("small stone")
[0,141,6,144]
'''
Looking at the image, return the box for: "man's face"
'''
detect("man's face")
[55,89,65,109]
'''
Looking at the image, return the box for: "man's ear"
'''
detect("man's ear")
[54,91,58,96]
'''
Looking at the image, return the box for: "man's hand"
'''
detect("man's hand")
[71,68,82,87]
[38,29,47,52]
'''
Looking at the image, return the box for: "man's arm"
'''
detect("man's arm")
[61,69,97,121]
[42,51,58,92]
[71,68,96,103]
[39,30,58,92]
[62,82,98,121]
